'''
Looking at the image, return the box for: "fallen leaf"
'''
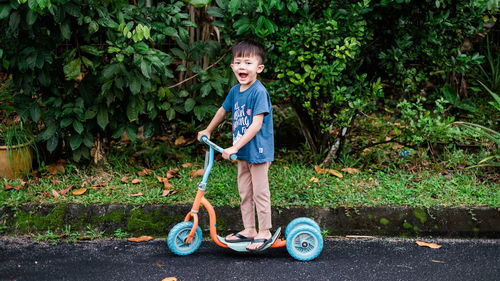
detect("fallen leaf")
[166,168,179,179]
[121,176,128,183]
[431,259,446,263]
[155,262,164,268]
[52,190,60,199]
[309,177,319,183]
[137,168,151,176]
[130,192,143,197]
[50,179,61,184]
[46,162,65,175]
[162,189,172,197]
[59,185,73,196]
[163,181,173,189]
[341,168,360,174]
[90,185,104,189]
[128,235,154,242]
[157,176,168,183]
[4,184,14,191]
[162,278,177,281]
[131,178,143,184]
[174,136,186,146]
[416,240,442,249]
[73,188,87,196]
[181,163,192,168]
[385,136,392,141]
[190,169,204,178]
[327,169,343,178]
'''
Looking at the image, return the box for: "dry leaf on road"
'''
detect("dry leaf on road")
[128,236,154,242]
[416,240,442,249]
[162,277,177,281]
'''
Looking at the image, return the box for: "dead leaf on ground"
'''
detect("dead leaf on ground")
[128,235,154,242]
[181,163,192,168]
[46,162,65,175]
[341,168,360,174]
[59,185,73,196]
[121,176,128,183]
[174,136,186,146]
[309,177,319,183]
[416,240,442,249]
[431,259,446,263]
[137,168,151,176]
[73,188,87,196]
[4,184,20,191]
[131,178,143,184]
[314,165,343,178]
[50,179,61,184]
[162,277,177,281]
[155,262,164,268]
[190,169,204,178]
[52,190,60,199]
[166,168,179,179]
[130,192,143,197]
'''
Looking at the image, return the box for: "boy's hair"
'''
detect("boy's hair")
[232,39,266,64]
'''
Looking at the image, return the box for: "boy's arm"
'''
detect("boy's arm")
[222,113,264,160]
[197,106,228,142]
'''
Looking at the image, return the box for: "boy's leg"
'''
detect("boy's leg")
[225,160,257,241]
[246,161,272,251]
[249,161,272,231]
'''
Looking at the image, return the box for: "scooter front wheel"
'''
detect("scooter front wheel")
[286,225,323,261]
[167,221,202,256]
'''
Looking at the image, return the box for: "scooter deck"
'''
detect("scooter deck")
[218,227,282,252]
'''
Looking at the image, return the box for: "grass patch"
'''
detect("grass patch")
[0,142,498,208]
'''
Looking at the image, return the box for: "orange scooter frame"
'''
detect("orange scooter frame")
[181,136,285,250]
[167,136,323,260]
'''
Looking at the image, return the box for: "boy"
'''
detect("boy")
[197,39,274,252]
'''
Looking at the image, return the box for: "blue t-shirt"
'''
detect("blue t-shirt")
[222,80,274,163]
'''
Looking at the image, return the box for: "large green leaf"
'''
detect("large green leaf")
[26,9,37,25]
[187,0,211,8]
[184,98,196,112]
[63,58,81,80]
[60,22,71,40]
[0,4,11,20]
[46,135,58,153]
[73,120,84,134]
[97,106,109,129]
[229,0,241,16]
[126,98,139,122]
[70,134,83,150]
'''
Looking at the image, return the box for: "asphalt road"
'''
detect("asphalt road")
[1,236,499,281]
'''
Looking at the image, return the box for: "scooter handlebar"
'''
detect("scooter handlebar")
[200,136,237,161]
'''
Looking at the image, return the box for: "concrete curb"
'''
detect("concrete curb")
[1,204,499,238]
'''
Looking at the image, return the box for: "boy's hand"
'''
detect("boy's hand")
[197,130,211,142]
[222,146,238,160]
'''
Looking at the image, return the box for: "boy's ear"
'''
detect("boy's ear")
[257,64,264,73]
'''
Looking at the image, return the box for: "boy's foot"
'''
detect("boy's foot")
[225,229,257,243]
[246,230,272,251]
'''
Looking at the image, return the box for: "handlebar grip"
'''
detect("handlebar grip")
[230,154,237,161]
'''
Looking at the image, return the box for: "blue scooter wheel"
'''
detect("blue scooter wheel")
[285,217,321,238]
[167,221,202,256]
[286,225,323,261]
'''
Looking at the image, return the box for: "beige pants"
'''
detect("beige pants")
[237,160,272,231]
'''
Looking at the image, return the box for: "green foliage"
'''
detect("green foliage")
[0,0,226,161]
[396,97,457,147]
[271,1,382,157]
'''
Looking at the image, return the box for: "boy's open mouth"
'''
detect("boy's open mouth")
[239,73,248,79]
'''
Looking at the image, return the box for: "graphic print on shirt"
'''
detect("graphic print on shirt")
[232,101,251,144]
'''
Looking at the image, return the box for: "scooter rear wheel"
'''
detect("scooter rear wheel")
[285,217,321,238]
[286,225,323,261]
[167,221,202,256]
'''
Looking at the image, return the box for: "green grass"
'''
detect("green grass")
[0,143,498,208]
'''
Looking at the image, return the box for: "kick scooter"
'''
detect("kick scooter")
[167,136,323,261]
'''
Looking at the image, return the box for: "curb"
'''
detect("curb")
[1,204,499,238]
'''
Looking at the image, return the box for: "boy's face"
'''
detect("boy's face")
[230,54,264,91]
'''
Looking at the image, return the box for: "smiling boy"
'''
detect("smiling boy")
[197,39,274,251]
